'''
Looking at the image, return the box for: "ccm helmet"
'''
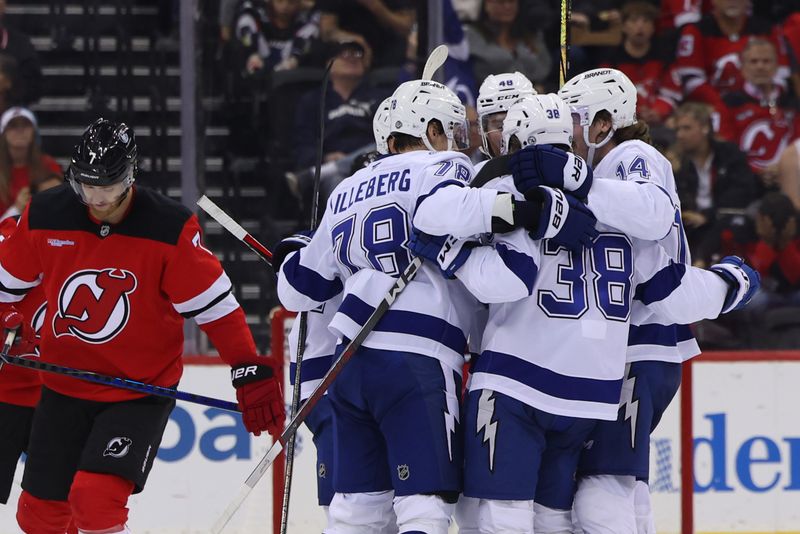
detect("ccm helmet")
[476,72,537,156]
[501,94,573,155]
[388,79,468,152]
[67,118,137,201]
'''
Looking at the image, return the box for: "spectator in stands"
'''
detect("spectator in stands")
[600,1,680,125]
[234,0,320,74]
[657,0,704,34]
[318,0,415,69]
[673,102,760,265]
[289,41,387,201]
[779,139,800,211]
[722,38,797,187]
[465,0,552,87]
[0,107,62,221]
[745,192,800,312]
[671,0,789,111]
[0,0,41,105]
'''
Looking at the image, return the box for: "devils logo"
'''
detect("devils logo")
[53,268,138,343]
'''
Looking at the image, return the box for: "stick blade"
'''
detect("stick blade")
[422,44,449,81]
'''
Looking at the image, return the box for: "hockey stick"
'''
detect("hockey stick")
[422,44,448,81]
[559,0,571,87]
[280,58,334,534]
[211,256,424,534]
[0,352,241,412]
[196,196,273,263]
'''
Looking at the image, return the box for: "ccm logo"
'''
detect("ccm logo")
[232,366,257,380]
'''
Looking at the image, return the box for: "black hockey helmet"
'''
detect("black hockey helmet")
[67,118,137,190]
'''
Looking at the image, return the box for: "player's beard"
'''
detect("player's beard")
[88,188,130,221]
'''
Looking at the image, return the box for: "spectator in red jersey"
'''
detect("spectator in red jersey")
[657,0,706,34]
[672,102,760,265]
[0,107,61,222]
[671,0,789,111]
[745,192,800,312]
[601,2,681,125]
[722,38,798,187]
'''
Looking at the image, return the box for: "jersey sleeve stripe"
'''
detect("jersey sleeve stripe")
[0,264,40,292]
[290,355,334,386]
[473,350,623,405]
[414,180,465,212]
[337,294,467,354]
[191,292,240,325]
[179,288,232,319]
[496,243,538,295]
[282,252,343,303]
[634,262,687,305]
[172,273,233,315]
[628,322,694,347]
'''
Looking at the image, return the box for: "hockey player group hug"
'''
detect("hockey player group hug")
[276,67,762,534]
[0,68,760,534]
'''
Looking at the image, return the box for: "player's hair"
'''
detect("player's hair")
[740,37,777,59]
[621,1,659,22]
[674,102,715,142]
[593,110,652,144]
[390,119,445,153]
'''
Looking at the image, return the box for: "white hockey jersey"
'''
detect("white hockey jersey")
[460,175,729,420]
[278,150,499,372]
[590,140,701,364]
[287,295,340,401]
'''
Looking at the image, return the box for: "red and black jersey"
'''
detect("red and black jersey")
[657,0,710,34]
[0,184,259,402]
[722,83,798,172]
[0,217,44,408]
[600,44,681,120]
[671,14,789,107]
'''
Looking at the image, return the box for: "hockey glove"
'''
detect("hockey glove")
[510,144,593,200]
[525,186,599,250]
[232,363,285,437]
[271,231,313,273]
[709,256,761,313]
[408,229,478,279]
[490,193,542,234]
[0,307,36,358]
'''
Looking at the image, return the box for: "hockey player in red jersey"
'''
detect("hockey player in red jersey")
[0,119,284,534]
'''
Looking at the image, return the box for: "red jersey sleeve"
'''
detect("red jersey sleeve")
[41,154,63,175]
[162,214,258,366]
[0,206,43,306]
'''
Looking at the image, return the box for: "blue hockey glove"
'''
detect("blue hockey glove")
[525,186,598,250]
[272,231,313,273]
[510,144,593,199]
[408,229,477,279]
[709,256,761,313]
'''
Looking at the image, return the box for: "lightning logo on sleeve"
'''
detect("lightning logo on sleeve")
[619,365,639,449]
[476,389,499,471]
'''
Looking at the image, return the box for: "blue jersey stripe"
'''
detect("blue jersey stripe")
[290,355,334,386]
[634,262,686,305]
[338,294,467,354]
[628,323,694,347]
[474,350,623,404]
[282,253,343,303]
[496,243,538,294]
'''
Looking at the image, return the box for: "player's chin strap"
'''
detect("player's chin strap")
[422,133,454,152]
[584,125,615,167]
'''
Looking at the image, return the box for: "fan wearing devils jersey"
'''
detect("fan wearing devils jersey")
[722,38,798,177]
[0,119,284,534]
[671,0,789,111]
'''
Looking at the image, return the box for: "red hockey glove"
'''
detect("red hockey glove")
[231,364,285,437]
[0,307,36,357]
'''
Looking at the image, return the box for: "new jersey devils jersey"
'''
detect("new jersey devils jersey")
[0,217,44,408]
[0,185,253,402]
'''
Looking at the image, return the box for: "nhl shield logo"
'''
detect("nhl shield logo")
[318,462,327,479]
[397,464,410,481]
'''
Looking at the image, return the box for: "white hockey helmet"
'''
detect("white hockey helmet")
[388,79,468,152]
[373,97,392,155]
[500,94,573,155]
[476,72,537,156]
[558,68,637,130]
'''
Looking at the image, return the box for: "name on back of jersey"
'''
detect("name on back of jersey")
[330,168,411,214]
